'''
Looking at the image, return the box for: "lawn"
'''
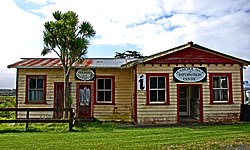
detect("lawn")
[0,122,250,150]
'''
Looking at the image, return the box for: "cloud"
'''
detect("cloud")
[1,0,250,88]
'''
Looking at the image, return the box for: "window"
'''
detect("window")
[210,73,232,104]
[96,76,115,104]
[26,75,46,104]
[146,73,169,105]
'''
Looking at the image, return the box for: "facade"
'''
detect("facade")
[8,42,250,124]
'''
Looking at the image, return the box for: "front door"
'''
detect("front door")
[177,84,203,123]
[78,85,91,117]
[54,83,64,118]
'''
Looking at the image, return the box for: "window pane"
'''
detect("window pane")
[37,78,44,89]
[222,89,228,100]
[213,77,220,88]
[150,77,157,89]
[97,79,104,89]
[180,100,186,105]
[158,90,165,102]
[105,79,111,89]
[180,106,187,112]
[150,90,157,102]
[97,91,104,101]
[29,90,36,101]
[213,89,220,101]
[221,77,228,88]
[105,91,111,101]
[158,77,165,88]
[29,78,36,89]
[37,90,44,100]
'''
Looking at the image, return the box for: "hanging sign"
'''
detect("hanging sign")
[75,68,95,81]
[173,67,207,82]
[137,74,146,90]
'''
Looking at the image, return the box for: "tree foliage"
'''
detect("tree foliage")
[42,11,96,108]
[115,50,144,58]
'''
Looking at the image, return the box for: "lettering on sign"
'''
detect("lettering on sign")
[173,67,207,82]
[137,74,146,90]
[75,69,95,81]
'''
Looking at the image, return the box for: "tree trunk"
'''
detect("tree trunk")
[64,67,71,118]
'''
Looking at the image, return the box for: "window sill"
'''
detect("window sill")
[210,101,234,105]
[94,103,116,105]
[146,102,170,105]
[25,102,48,104]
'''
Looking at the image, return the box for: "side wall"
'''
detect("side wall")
[136,63,242,124]
[17,68,133,122]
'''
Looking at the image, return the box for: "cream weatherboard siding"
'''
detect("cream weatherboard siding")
[16,68,133,122]
[93,68,133,122]
[136,63,242,124]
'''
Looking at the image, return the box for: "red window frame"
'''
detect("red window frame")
[94,76,115,105]
[146,73,169,105]
[25,75,47,104]
[209,73,233,104]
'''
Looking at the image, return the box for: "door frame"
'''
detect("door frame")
[76,82,94,118]
[177,84,203,123]
[54,82,64,118]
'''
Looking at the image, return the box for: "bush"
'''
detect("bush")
[0,96,16,118]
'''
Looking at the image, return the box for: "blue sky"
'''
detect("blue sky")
[0,0,250,88]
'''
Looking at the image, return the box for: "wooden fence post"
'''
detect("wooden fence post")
[69,108,74,131]
[26,110,29,131]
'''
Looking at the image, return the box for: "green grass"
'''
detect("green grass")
[0,122,250,149]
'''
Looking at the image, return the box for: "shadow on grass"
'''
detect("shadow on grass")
[0,120,122,133]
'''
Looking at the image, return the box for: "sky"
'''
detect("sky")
[0,0,250,88]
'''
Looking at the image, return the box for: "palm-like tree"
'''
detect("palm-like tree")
[42,11,96,109]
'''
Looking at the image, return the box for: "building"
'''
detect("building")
[8,42,250,124]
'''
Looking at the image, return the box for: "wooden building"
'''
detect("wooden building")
[8,42,250,124]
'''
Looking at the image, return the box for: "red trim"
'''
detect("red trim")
[177,85,180,124]
[134,65,138,122]
[146,73,170,105]
[240,67,244,104]
[25,75,47,104]
[177,84,203,124]
[15,69,19,119]
[145,47,239,64]
[94,76,115,105]
[209,73,233,104]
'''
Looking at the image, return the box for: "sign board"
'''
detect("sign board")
[75,68,95,81]
[173,67,207,82]
[137,74,146,90]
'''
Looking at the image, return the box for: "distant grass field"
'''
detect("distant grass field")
[0,122,250,150]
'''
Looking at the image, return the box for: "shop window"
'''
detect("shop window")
[96,76,115,104]
[209,73,232,104]
[146,73,169,105]
[26,75,46,104]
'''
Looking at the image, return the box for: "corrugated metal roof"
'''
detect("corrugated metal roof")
[8,58,137,69]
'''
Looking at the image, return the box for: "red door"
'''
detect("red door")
[54,83,64,118]
[78,85,91,117]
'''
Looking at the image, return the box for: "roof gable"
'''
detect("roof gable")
[122,42,250,68]
[145,47,239,64]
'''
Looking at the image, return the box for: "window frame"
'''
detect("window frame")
[95,76,115,105]
[209,73,233,104]
[25,75,47,104]
[146,73,169,105]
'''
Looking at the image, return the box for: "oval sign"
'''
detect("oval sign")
[174,67,206,82]
[76,69,95,81]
